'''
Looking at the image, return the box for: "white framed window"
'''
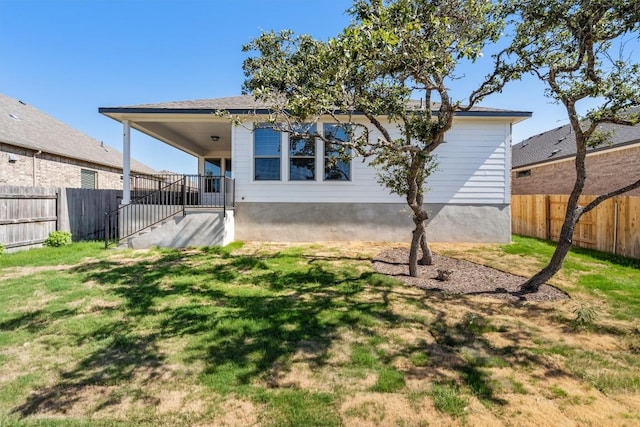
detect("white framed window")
[323,124,351,181]
[254,124,281,181]
[289,124,316,181]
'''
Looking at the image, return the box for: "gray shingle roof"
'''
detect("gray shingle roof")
[100,95,531,118]
[116,96,269,111]
[0,93,156,174]
[512,110,640,169]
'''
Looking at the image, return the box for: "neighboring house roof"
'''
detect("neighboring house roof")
[512,108,640,169]
[0,93,156,175]
[99,94,532,120]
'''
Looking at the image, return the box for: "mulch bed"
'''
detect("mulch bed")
[372,248,569,302]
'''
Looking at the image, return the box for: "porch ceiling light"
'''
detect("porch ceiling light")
[210,135,220,142]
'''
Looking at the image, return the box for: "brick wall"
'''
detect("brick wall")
[512,144,640,196]
[1,144,124,190]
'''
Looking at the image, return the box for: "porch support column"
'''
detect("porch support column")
[122,119,131,205]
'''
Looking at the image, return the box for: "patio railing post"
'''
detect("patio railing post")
[182,176,186,216]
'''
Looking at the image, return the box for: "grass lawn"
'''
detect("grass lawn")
[0,237,639,426]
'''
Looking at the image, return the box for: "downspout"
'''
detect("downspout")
[122,120,131,205]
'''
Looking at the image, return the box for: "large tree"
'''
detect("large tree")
[499,0,640,292]
[242,0,507,276]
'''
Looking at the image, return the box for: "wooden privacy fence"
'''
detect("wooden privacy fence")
[0,186,121,252]
[0,186,59,251]
[512,194,640,259]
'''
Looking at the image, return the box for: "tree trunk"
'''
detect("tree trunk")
[409,225,422,277]
[409,213,430,276]
[520,106,589,293]
[419,232,433,265]
[520,221,576,292]
[520,191,584,293]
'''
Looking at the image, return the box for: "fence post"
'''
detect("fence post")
[55,190,61,231]
[613,198,619,255]
[104,212,109,249]
[545,195,551,240]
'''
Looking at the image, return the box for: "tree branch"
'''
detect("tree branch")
[581,179,640,215]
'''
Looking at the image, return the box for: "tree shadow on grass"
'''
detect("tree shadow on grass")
[12,332,163,416]
[392,294,595,406]
[0,308,79,334]
[10,245,602,419]
[11,246,398,417]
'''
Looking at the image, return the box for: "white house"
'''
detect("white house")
[99,95,531,246]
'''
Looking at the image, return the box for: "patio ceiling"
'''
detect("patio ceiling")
[100,112,232,157]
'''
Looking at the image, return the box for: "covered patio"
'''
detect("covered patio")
[98,97,257,205]
[99,97,259,247]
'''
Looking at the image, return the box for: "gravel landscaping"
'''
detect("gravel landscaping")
[372,248,569,302]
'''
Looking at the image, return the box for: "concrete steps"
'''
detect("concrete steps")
[117,210,234,249]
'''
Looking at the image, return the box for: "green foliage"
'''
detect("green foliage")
[507,377,528,394]
[550,385,568,399]
[431,382,468,417]
[460,312,497,335]
[351,344,380,368]
[410,351,430,367]
[0,243,4,255]
[504,0,640,114]
[263,390,341,427]
[0,241,104,269]
[571,301,599,330]
[43,231,72,247]
[370,367,406,392]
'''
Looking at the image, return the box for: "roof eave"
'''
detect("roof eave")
[99,107,532,121]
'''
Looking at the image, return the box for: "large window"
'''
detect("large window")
[254,125,281,180]
[81,169,97,189]
[323,124,351,181]
[289,124,316,181]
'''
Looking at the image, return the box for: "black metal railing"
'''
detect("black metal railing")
[105,174,235,248]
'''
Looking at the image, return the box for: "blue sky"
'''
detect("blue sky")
[1,0,634,174]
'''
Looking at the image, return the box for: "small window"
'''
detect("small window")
[516,169,531,178]
[254,124,281,181]
[289,124,316,181]
[81,169,97,189]
[323,124,351,181]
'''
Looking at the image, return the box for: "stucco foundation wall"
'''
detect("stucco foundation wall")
[1,145,124,189]
[512,145,640,196]
[234,202,511,243]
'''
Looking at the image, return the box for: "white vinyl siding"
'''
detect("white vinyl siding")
[232,118,511,205]
[426,120,511,204]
